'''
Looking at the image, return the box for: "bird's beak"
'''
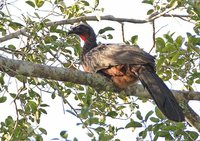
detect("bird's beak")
[67,29,74,35]
[67,26,76,35]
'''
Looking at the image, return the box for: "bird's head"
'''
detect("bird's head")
[68,23,96,42]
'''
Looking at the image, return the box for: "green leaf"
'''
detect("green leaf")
[145,110,153,121]
[162,42,176,52]
[191,45,200,54]
[35,135,43,141]
[44,35,58,44]
[9,22,23,30]
[99,132,114,141]
[39,108,47,114]
[94,0,99,8]
[0,27,6,36]
[95,127,105,133]
[116,105,126,110]
[163,70,172,81]
[29,89,38,97]
[0,11,5,17]
[0,96,7,103]
[40,104,49,107]
[10,93,16,98]
[88,117,99,124]
[98,27,114,34]
[136,110,143,120]
[176,122,185,129]
[195,79,200,84]
[164,33,174,43]
[153,135,158,141]
[130,35,138,45]
[80,107,89,119]
[142,0,154,5]
[139,130,147,139]
[107,34,113,39]
[80,0,90,6]
[60,130,68,139]
[194,23,200,34]
[35,0,45,8]
[177,59,185,67]
[5,116,14,126]
[26,0,35,8]
[157,131,170,137]
[125,120,142,128]
[186,131,199,140]
[107,111,118,118]
[0,75,4,86]
[50,25,58,32]
[28,101,37,112]
[150,117,160,122]
[34,12,40,19]
[8,44,16,50]
[175,35,184,47]
[170,52,181,63]
[51,92,56,99]
[156,37,165,52]
[156,56,165,69]
[39,128,47,135]
[147,9,154,15]
[162,125,177,131]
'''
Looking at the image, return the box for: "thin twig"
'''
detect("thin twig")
[148,1,178,21]
[48,50,65,65]
[64,99,94,136]
[8,118,18,140]
[163,13,194,23]
[120,22,125,43]
[0,46,25,56]
[149,20,156,53]
[115,112,135,120]
[155,24,168,34]
[53,81,95,136]
[142,120,153,141]
[9,82,26,140]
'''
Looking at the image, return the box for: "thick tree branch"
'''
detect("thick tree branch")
[184,103,200,132]
[0,56,200,132]
[0,56,199,101]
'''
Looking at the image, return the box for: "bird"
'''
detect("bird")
[68,23,184,122]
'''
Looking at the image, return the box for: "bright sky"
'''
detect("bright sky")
[0,0,199,141]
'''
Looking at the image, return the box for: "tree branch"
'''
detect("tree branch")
[184,103,200,132]
[0,56,200,131]
[0,56,199,101]
[0,13,191,43]
[148,1,178,21]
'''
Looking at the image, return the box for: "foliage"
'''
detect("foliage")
[0,0,199,140]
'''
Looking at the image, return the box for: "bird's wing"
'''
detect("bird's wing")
[82,44,155,72]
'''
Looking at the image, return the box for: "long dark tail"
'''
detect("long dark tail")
[138,68,184,122]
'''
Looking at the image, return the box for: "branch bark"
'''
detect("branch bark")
[0,56,200,132]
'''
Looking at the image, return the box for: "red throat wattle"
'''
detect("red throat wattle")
[80,34,89,42]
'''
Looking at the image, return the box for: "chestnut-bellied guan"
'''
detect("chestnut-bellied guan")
[68,23,184,122]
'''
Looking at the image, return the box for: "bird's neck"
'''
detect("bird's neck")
[82,34,97,55]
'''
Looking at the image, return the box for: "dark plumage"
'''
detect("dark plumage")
[68,23,184,122]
